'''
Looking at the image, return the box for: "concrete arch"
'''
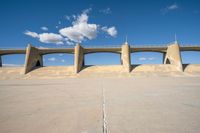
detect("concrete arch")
[0,53,25,67]
[84,52,122,66]
[40,50,74,56]
[84,51,121,55]
[41,52,74,56]
[43,53,74,66]
[131,50,165,54]
[181,51,200,64]
[131,51,164,65]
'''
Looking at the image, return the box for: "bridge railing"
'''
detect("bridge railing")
[0,43,199,49]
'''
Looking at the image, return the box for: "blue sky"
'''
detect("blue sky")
[0,0,200,66]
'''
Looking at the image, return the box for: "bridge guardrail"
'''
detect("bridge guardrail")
[0,43,199,49]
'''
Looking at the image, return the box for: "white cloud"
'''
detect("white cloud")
[102,26,117,37]
[139,57,147,61]
[38,33,64,45]
[148,57,155,60]
[48,57,56,61]
[25,31,64,45]
[2,64,22,67]
[161,3,179,14]
[100,8,111,14]
[24,30,39,38]
[61,59,65,63]
[38,46,47,49]
[41,26,48,31]
[168,4,178,10]
[59,10,98,43]
[64,15,71,20]
[25,8,117,45]
[139,57,156,61]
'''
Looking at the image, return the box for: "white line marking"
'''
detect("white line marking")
[102,87,107,133]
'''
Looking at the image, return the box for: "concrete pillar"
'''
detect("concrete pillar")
[121,44,131,72]
[164,43,183,71]
[163,53,166,64]
[24,44,43,74]
[74,44,84,73]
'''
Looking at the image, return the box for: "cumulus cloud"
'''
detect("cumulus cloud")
[100,8,111,14]
[41,26,48,31]
[101,26,117,37]
[59,10,98,43]
[38,33,64,44]
[24,30,39,38]
[48,57,56,61]
[25,31,64,45]
[24,8,117,45]
[161,3,179,14]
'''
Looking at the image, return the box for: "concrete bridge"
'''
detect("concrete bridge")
[0,42,200,74]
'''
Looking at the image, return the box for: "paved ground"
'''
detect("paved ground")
[0,77,200,133]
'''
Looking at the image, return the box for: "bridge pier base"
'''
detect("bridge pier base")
[121,44,131,72]
[24,44,43,74]
[164,43,183,71]
[74,44,84,73]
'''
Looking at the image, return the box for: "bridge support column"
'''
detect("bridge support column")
[163,53,166,64]
[121,44,131,72]
[164,43,183,71]
[24,44,43,74]
[74,44,84,73]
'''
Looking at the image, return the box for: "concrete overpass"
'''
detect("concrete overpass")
[0,42,199,74]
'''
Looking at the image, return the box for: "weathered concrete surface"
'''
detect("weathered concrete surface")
[0,65,200,80]
[1,43,200,74]
[121,44,131,72]
[0,77,200,133]
[164,43,183,71]
[132,64,178,72]
[74,44,84,73]
[24,44,43,74]
[184,64,200,72]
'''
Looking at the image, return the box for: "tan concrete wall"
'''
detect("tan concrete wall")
[164,43,183,71]
[121,44,131,72]
[74,44,84,73]
[24,44,43,74]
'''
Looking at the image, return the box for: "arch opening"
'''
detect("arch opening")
[43,53,74,66]
[84,52,121,66]
[36,60,41,67]
[1,54,25,67]
[181,51,200,64]
[131,52,164,65]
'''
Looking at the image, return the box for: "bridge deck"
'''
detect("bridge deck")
[0,45,200,55]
